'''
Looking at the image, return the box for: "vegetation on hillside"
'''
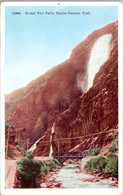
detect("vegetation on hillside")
[84,156,108,172]
[84,154,118,177]
[17,152,61,188]
[108,136,118,154]
[17,152,41,188]
[83,147,101,157]
[84,137,118,177]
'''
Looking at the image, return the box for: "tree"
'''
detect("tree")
[17,152,41,188]
[105,155,118,177]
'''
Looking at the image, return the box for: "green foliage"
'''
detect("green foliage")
[16,145,26,153]
[88,147,92,155]
[46,158,61,169]
[84,147,101,156]
[84,155,118,177]
[105,155,118,177]
[39,160,46,167]
[115,136,118,145]
[39,160,49,174]
[53,157,63,166]
[5,121,13,127]
[47,160,58,169]
[17,153,41,188]
[84,156,108,172]
[83,150,89,157]
[26,151,34,159]
[108,143,116,154]
[52,158,62,166]
[108,136,118,155]
[40,165,49,174]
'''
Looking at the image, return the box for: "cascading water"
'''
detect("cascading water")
[27,136,44,153]
[88,34,112,89]
[49,122,55,157]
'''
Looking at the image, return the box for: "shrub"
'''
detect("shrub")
[84,155,118,177]
[84,147,101,156]
[84,158,94,171]
[39,160,49,174]
[92,147,101,156]
[16,145,26,153]
[108,143,116,154]
[108,136,118,155]
[26,151,34,159]
[52,158,62,166]
[39,160,46,167]
[17,153,41,188]
[83,150,90,157]
[115,136,118,145]
[47,160,58,169]
[105,155,118,177]
[40,165,49,174]
[84,156,107,172]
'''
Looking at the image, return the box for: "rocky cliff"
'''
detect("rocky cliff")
[6,21,118,154]
[35,21,118,156]
[5,26,91,148]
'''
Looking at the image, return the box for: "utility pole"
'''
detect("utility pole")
[6,127,10,158]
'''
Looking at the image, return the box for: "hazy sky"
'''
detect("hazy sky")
[5,5,118,94]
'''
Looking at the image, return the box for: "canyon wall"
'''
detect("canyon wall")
[35,21,118,156]
[5,39,89,148]
[5,21,118,154]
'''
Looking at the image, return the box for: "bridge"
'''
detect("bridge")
[54,151,83,160]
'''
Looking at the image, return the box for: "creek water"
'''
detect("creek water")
[54,164,117,188]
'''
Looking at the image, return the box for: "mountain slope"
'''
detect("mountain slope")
[34,21,118,156]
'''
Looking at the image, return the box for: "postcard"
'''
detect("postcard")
[0,1,123,195]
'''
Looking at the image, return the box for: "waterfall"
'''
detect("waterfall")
[27,136,44,153]
[49,122,55,157]
[88,34,112,89]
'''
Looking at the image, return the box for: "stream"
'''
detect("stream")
[54,164,117,188]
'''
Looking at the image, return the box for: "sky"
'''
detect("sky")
[5,5,118,94]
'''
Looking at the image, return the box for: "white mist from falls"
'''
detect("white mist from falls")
[49,122,55,157]
[88,34,112,89]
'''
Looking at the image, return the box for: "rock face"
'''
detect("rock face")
[6,21,118,155]
[5,45,88,148]
[35,21,118,156]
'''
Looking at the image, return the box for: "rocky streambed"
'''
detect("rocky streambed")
[37,159,118,188]
[53,164,117,188]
